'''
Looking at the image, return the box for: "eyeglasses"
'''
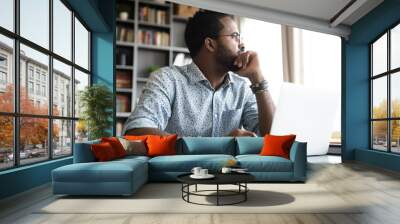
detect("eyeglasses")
[215,32,241,43]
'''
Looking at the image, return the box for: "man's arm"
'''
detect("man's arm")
[234,50,275,136]
[251,77,276,136]
[121,68,175,136]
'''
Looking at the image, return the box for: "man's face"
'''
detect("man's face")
[214,16,242,71]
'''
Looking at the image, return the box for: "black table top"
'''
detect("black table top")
[177,172,255,185]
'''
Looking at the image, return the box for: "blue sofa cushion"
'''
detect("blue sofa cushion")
[179,137,235,155]
[53,158,147,183]
[236,137,264,155]
[236,155,293,172]
[149,154,235,172]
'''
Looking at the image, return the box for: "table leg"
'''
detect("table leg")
[217,184,219,206]
[195,184,197,192]
[245,183,247,201]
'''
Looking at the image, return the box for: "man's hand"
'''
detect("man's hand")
[228,128,257,137]
[233,50,264,84]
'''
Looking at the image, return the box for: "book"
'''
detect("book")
[138,29,169,46]
[116,94,131,112]
[116,71,132,88]
[139,6,168,25]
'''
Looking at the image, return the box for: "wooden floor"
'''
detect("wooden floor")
[1,158,400,224]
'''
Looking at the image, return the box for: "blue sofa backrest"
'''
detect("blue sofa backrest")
[235,137,264,155]
[178,137,236,155]
[73,139,100,163]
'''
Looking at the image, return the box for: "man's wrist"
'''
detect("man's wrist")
[250,79,269,94]
[249,70,264,84]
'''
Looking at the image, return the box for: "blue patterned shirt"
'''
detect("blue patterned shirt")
[122,62,259,137]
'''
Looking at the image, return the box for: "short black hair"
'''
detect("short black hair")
[184,10,234,58]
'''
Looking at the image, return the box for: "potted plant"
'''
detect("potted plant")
[79,84,113,140]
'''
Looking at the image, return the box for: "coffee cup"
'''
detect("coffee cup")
[221,167,232,173]
[199,169,208,176]
[191,167,202,176]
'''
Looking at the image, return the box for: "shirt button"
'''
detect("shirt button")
[214,114,218,118]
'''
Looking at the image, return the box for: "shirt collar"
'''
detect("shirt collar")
[186,62,235,86]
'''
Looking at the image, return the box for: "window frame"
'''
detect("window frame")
[0,0,92,171]
[370,20,400,154]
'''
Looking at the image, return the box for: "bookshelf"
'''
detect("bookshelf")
[115,0,197,135]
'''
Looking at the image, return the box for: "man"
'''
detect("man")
[122,10,275,137]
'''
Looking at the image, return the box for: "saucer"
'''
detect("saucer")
[190,174,215,179]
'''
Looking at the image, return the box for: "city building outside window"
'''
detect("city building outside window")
[0,0,91,170]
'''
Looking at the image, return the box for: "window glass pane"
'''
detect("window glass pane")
[291,27,342,144]
[391,24,400,70]
[74,17,89,70]
[53,119,72,158]
[391,120,400,153]
[0,116,13,170]
[0,0,14,31]
[372,33,387,76]
[75,120,88,143]
[391,72,400,118]
[0,34,14,112]
[20,44,49,115]
[20,0,49,49]
[53,0,72,60]
[372,121,388,151]
[372,77,387,119]
[53,59,72,117]
[20,117,49,165]
[74,69,89,118]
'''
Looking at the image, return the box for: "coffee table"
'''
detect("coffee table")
[177,172,255,206]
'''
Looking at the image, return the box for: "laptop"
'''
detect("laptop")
[270,82,339,156]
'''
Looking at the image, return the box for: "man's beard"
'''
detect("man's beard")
[216,44,240,72]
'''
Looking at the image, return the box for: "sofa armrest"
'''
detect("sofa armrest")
[289,141,307,181]
[73,140,100,163]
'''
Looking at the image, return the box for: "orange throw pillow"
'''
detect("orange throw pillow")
[124,135,149,141]
[101,137,126,158]
[146,134,178,157]
[91,142,118,161]
[260,134,296,159]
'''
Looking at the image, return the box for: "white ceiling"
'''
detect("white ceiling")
[223,0,352,23]
[170,0,384,38]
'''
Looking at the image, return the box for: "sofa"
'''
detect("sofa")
[52,137,307,196]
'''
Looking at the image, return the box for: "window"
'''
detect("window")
[0,0,14,32]
[35,83,40,95]
[0,54,8,89]
[0,71,6,84]
[371,23,400,153]
[42,85,46,97]
[74,69,89,119]
[28,81,34,94]
[28,67,34,80]
[20,0,49,49]
[53,59,72,117]
[292,28,342,144]
[241,18,342,145]
[0,0,91,170]
[53,0,72,60]
[35,70,41,81]
[74,17,90,70]
[0,55,7,67]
